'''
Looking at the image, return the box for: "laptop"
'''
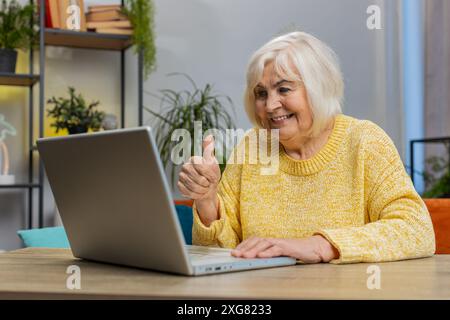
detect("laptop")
[36,127,296,276]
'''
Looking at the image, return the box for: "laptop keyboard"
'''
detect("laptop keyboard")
[186,245,234,260]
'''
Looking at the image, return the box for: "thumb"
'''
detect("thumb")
[202,135,216,163]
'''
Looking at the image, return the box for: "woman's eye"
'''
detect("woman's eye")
[279,87,291,94]
[255,91,267,99]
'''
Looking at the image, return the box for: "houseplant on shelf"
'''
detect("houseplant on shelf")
[0,0,37,73]
[47,87,105,135]
[421,146,450,198]
[121,0,156,80]
[144,73,236,188]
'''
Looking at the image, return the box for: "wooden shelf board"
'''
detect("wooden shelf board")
[44,28,133,51]
[0,183,41,189]
[0,73,39,86]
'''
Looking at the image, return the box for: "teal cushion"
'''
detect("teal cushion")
[17,226,70,248]
[17,205,193,248]
[176,205,193,245]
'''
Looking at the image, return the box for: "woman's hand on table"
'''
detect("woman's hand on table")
[231,235,339,263]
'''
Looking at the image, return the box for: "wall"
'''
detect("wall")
[0,0,402,250]
[424,0,450,189]
[144,0,403,196]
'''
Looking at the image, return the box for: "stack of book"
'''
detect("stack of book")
[44,0,87,31]
[85,4,132,35]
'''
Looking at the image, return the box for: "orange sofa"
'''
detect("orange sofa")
[423,199,450,254]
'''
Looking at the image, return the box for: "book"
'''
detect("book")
[88,4,121,12]
[94,28,133,35]
[86,9,127,22]
[43,0,52,28]
[78,0,87,31]
[59,0,70,29]
[49,0,60,28]
[86,20,131,29]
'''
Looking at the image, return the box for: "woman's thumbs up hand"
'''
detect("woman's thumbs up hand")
[178,135,221,201]
[178,135,221,226]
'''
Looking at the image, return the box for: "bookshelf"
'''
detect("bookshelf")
[0,0,143,229]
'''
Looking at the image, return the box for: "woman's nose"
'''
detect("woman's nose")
[265,94,281,112]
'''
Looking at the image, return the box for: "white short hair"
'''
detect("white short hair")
[244,31,344,137]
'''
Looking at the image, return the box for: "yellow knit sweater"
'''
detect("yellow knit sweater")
[192,114,436,264]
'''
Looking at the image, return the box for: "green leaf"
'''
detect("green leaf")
[122,0,156,80]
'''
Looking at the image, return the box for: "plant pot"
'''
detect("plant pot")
[0,48,18,73]
[423,198,450,254]
[68,126,88,135]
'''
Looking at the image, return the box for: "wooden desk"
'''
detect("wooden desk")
[0,248,449,299]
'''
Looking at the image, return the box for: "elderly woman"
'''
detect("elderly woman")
[177,31,436,264]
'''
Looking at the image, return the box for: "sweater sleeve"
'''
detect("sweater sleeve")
[315,122,436,264]
[192,153,243,248]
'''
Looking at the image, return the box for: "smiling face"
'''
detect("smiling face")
[254,61,313,142]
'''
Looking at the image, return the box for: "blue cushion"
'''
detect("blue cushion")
[176,205,193,245]
[17,205,193,248]
[17,226,70,248]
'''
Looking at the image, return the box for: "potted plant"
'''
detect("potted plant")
[47,87,105,135]
[421,146,450,198]
[121,0,156,80]
[0,0,37,73]
[145,73,236,187]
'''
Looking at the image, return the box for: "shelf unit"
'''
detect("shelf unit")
[410,137,450,186]
[0,1,143,229]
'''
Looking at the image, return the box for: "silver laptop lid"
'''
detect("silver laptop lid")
[37,127,193,275]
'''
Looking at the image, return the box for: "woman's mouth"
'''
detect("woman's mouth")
[270,113,295,126]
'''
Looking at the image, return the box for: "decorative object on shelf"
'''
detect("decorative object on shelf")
[121,0,156,79]
[102,113,118,130]
[0,0,37,73]
[46,87,105,135]
[0,114,17,184]
[145,73,236,186]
